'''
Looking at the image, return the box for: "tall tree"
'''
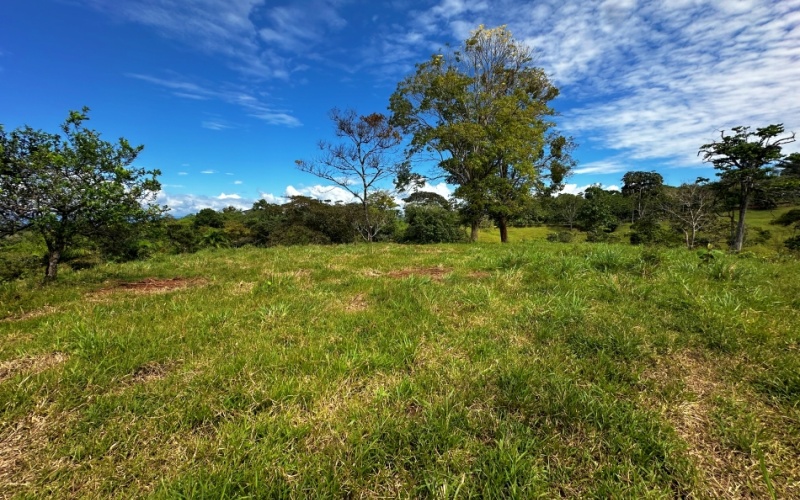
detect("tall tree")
[621,171,664,223]
[699,124,795,251]
[0,108,162,280]
[390,25,572,242]
[296,109,403,242]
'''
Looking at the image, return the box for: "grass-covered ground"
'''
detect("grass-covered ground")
[1,241,799,498]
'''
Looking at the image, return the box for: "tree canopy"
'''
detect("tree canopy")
[699,124,795,251]
[390,25,573,242]
[0,108,163,279]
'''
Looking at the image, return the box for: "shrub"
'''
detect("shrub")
[403,205,465,244]
[269,225,331,246]
[547,231,574,243]
[784,235,800,251]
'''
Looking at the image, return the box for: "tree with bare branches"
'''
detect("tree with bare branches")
[295,109,403,242]
[662,181,719,249]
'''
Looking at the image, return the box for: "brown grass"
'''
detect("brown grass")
[0,352,68,384]
[385,266,452,281]
[344,293,369,313]
[1,306,59,323]
[92,277,207,295]
[643,350,800,498]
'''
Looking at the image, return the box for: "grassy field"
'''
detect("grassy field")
[1,240,799,498]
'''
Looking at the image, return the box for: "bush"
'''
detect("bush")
[547,231,574,243]
[784,235,800,251]
[403,205,465,244]
[270,225,331,246]
[586,230,620,243]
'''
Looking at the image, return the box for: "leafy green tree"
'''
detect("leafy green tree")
[778,153,800,178]
[549,193,584,229]
[577,186,618,235]
[621,171,664,222]
[193,208,225,228]
[390,25,572,243]
[403,191,451,210]
[296,109,403,242]
[0,108,162,279]
[699,124,795,251]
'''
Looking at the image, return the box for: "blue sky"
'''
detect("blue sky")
[2,0,799,216]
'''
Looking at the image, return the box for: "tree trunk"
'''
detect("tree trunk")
[470,220,479,242]
[362,198,372,243]
[498,217,509,243]
[45,248,61,281]
[733,196,748,252]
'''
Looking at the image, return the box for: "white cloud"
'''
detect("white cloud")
[217,193,242,200]
[201,169,217,174]
[234,180,243,185]
[573,160,628,175]
[155,190,254,216]
[559,183,621,195]
[202,120,232,130]
[284,184,358,203]
[260,192,287,205]
[177,171,188,176]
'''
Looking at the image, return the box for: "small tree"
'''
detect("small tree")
[699,124,795,251]
[577,186,618,235]
[661,181,719,249]
[296,109,403,242]
[0,108,162,280]
[549,192,584,229]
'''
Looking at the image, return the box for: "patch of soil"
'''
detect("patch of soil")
[385,266,452,281]
[0,352,68,384]
[130,361,172,384]
[344,293,369,313]
[94,277,206,295]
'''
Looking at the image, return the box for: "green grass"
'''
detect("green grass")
[1,241,799,498]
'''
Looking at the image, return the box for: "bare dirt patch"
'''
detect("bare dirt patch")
[93,277,207,295]
[385,266,452,281]
[130,361,173,384]
[0,352,68,384]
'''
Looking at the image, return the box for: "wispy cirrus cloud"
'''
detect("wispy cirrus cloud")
[396,0,800,167]
[127,73,301,127]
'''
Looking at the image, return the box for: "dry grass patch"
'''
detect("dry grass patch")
[1,305,59,323]
[92,277,207,296]
[0,351,68,384]
[344,293,369,313]
[0,405,78,497]
[385,266,452,281]
[643,351,799,498]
